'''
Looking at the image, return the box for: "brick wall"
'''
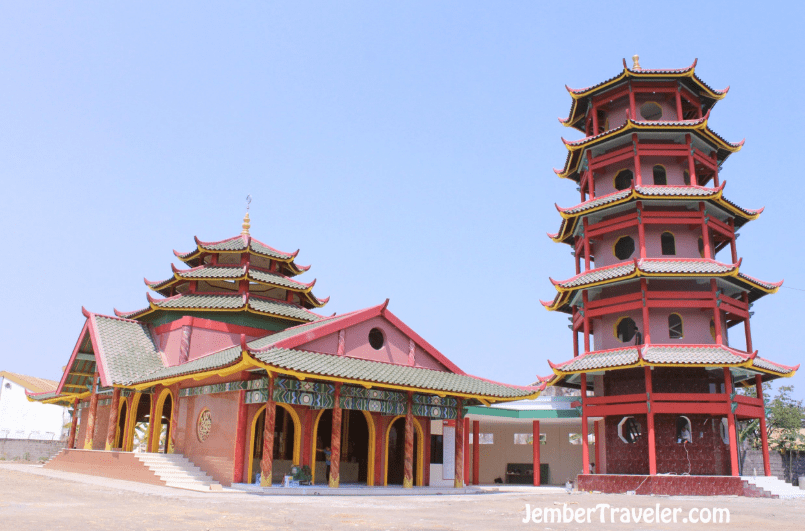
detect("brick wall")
[741,449,805,485]
[0,438,66,461]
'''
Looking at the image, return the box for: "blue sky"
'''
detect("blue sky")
[1,2,803,400]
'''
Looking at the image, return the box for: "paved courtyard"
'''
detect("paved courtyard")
[1,464,803,530]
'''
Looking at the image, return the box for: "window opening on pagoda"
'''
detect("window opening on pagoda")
[615,317,637,343]
[614,236,635,260]
[597,110,607,135]
[652,165,667,185]
[660,232,676,255]
[676,416,692,444]
[614,169,633,191]
[639,101,662,121]
[698,237,705,258]
[719,418,730,445]
[710,319,716,341]
[618,417,642,444]
[368,328,385,350]
[668,313,684,339]
[683,170,691,186]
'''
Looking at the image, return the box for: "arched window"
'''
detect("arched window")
[614,169,633,191]
[614,236,635,260]
[640,102,663,121]
[668,313,683,339]
[653,165,667,185]
[615,317,637,343]
[683,170,691,186]
[661,232,676,255]
[676,416,692,444]
[618,417,642,444]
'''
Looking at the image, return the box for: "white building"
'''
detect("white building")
[0,371,69,440]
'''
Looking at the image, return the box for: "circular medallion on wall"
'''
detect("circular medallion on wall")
[197,408,212,442]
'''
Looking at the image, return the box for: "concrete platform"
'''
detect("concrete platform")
[232,483,484,496]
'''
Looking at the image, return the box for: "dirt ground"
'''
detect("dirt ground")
[1,465,804,530]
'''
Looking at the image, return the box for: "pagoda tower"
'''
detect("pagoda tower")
[540,57,798,481]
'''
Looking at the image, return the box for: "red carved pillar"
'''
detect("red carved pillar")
[628,82,636,119]
[105,388,121,451]
[724,367,739,476]
[463,416,470,484]
[147,388,158,452]
[233,389,248,483]
[472,420,480,485]
[743,292,753,352]
[580,373,590,475]
[645,366,657,475]
[686,134,696,184]
[260,377,276,486]
[582,217,590,271]
[756,375,771,476]
[454,399,464,488]
[329,383,343,488]
[711,279,723,344]
[403,391,414,488]
[729,218,738,263]
[167,384,179,454]
[632,133,642,185]
[532,420,540,485]
[83,372,99,450]
[700,202,712,259]
[67,403,79,449]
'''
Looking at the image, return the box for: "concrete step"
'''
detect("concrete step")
[741,476,805,499]
[133,453,223,492]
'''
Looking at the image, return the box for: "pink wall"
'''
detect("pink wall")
[633,95,677,121]
[158,328,263,366]
[604,99,631,130]
[594,227,639,268]
[644,225,701,259]
[300,316,448,371]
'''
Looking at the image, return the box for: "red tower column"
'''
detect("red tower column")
[724,368,740,476]
[532,420,541,486]
[68,403,79,449]
[260,377,276,487]
[454,399,464,488]
[743,292,754,352]
[83,372,99,450]
[640,278,651,343]
[463,416,470,484]
[472,420,480,485]
[105,387,121,451]
[756,375,771,476]
[645,366,657,475]
[580,373,590,475]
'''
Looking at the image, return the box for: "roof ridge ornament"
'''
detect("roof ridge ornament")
[632,54,641,71]
[242,194,252,235]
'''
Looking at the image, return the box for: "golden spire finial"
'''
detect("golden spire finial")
[632,54,641,71]
[242,194,252,235]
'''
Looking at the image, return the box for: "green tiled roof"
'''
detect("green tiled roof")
[247,297,319,322]
[93,315,163,385]
[249,240,295,260]
[248,269,309,290]
[153,294,246,310]
[251,348,537,398]
[133,348,243,385]
[178,266,245,279]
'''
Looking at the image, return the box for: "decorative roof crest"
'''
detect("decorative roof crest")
[242,194,252,235]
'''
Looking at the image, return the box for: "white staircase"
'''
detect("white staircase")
[741,476,805,499]
[134,453,223,492]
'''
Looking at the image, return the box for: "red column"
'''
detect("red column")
[330,383,343,488]
[583,217,591,271]
[302,408,313,467]
[68,403,79,449]
[637,201,646,259]
[472,420,480,485]
[591,101,598,135]
[260,377,276,486]
[83,372,99,450]
[712,152,720,187]
[454,400,464,488]
[724,368,740,476]
[645,366,657,475]
[589,168,596,199]
[686,134,696,184]
[712,279,723,344]
[580,373,590,475]
[640,278,651,344]
[147,388,158,452]
[403,392,414,488]
[582,291,590,353]
[700,202,712,259]
[463,416,470,484]
[233,389,248,484]
[729,218,738,263]
[756,375,771,476]
[675,89,683,120]
[532,420,541,485]
[105,388,121,451]
[743,292,753,352]
[572,307,579,357]
[632,134,642,185]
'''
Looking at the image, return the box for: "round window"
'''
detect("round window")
[615,317,637,343]
[640,102,663,120]
[614,236,635,260]
[614,169,634,191]
[368,328,385,350]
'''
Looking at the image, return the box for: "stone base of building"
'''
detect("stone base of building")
[577,474,771,497]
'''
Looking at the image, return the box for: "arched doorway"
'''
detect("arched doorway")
[115,399,128,449]
[248,404,301,484]
[384,416,423,486]
[151,391,173,453]
[127,393,151,452]
[311,409,374,486]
